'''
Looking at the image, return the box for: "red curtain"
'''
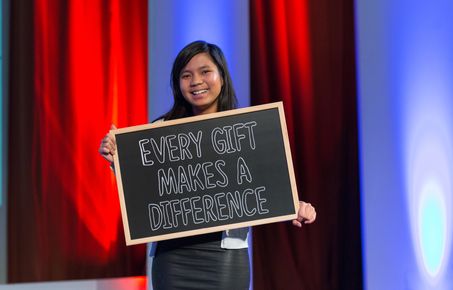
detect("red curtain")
[251,1,363,289]
[8,0,147,282]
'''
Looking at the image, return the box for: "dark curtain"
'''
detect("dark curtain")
[251,1,363,289]
[8,0,148,282]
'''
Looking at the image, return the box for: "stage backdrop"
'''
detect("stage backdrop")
[8,0,147,282]
[7,0,363,287]
[250,0,363,289]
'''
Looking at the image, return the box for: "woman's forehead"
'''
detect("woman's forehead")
[183,53,217,70]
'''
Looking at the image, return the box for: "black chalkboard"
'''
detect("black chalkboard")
[112,102,299,245]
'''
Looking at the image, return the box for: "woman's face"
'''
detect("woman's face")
[179,52,223,115]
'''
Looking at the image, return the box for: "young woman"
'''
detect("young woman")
[99,41,316,290]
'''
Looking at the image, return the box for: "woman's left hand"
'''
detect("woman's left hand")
[292,201,316,228]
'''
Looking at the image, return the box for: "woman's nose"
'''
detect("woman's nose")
[190,73,203,86]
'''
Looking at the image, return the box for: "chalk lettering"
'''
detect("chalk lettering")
[161,201,174,229]
[211,128,226,154]
[147,186,269,231]
[226,191,243,218]
[177,165,192,193]
[201,162,216,189]
[148,203,162,231]
[180,197,191,226]
[151,136,166,164]
[167,135,180,162]
[243,121,257,150]
[188,164,205,191]
[243,188,257,216]
[170,199,182,227]
[256,186,269,214]
[215,160,228,187]
[188,131,203,158]
[190,196,204,224]
[214,192,229,221]
[158,161,230,195]
[202,195,218,222]
[223,126,236,153]
[237,157,252,185]
[211,122,258,154]
[233,123,246,151]
[158,168,178,196]
[178,133,192,160]
[139,139,154,166]
[138,131,203,166]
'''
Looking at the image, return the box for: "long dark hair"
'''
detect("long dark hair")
[160,40,237,120]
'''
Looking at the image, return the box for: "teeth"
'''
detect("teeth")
[192,90,208,95]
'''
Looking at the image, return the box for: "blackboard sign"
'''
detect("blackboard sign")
[112,102,299,245]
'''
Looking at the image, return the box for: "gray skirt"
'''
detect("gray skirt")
[152,232,250,290]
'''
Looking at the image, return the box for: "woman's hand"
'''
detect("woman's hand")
[292,201,316,228]
[98,124,117,163]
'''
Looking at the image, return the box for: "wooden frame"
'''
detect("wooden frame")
[112,102,299,245]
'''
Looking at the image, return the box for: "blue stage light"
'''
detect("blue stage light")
[356,0,453,289]
[400,34,452,287]
[419,184,446,278]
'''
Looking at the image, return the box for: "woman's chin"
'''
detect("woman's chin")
[192,102,218,115]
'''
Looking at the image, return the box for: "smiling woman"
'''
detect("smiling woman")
[162,41,237,121]
[99,40,317,290]
[179,53,223,115]
[101,41,250,290]
[145,41,251,290]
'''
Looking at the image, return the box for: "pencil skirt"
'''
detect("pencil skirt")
[151,233,250,290]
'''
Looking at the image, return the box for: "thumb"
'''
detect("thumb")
[110,124,117,130]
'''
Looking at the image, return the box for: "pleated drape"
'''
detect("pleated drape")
[250,0,363,289]
[8,0,148,282]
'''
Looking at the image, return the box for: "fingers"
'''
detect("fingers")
[304,208,316,224]
[100,135,116,153]
[299,202,316,224]
[107,124,118,152]
[99,136,116,153]
[292,219,302,228]
[292,201,317,227]
[100,152,114,163]
[99,124,118,163]
[99,140,115,162]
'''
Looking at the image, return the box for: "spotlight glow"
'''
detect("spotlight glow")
[402,71,452,286]
[418,180,447,278]
[356,0,453,289]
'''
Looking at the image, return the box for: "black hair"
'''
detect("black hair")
[160,40,237,120]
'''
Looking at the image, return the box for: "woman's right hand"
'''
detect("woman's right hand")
[98,124,117,163]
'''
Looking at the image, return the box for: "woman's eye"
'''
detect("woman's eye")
[181,74,190,79]
[202,70,210,75]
